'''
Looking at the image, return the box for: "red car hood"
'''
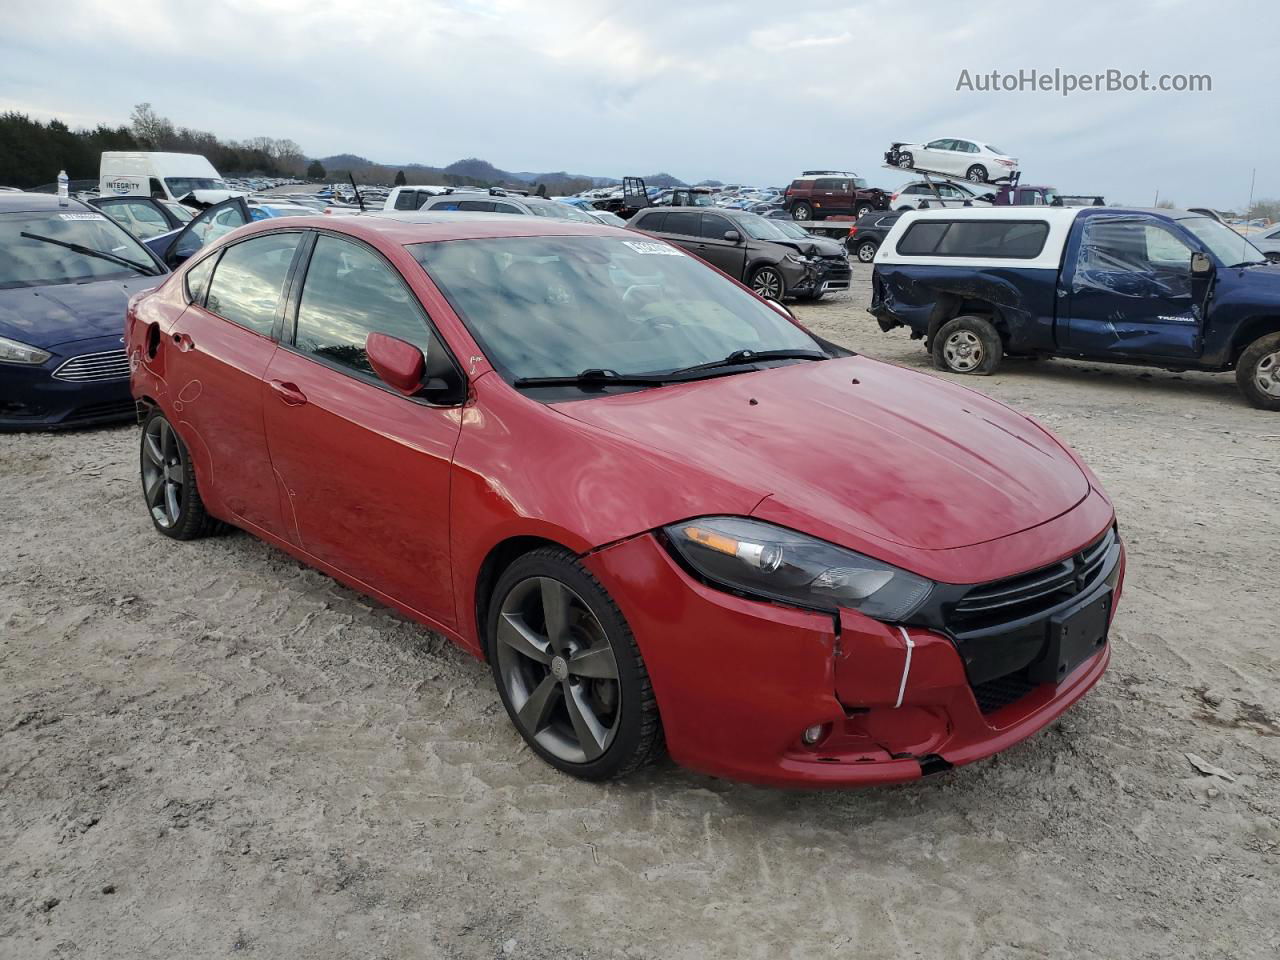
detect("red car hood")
[554,356,1088,552]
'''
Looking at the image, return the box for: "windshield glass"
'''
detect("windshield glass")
[411,235,819,382]
[772,220,810,239]
[161,201,195,222]
[735,213,794,242]
[0,210,160,289]
[165,177,227,196]
[1181,217,1267,265]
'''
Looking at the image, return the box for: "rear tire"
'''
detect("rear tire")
[486,547,664,780]
[139,409,224,540]
[932,315,1003,375]
[854,239,878,263]
[1235,332,1280,410]
[966,164,989,183]
[791,202,812,221]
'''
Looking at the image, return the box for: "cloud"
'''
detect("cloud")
[0,0,1274,207]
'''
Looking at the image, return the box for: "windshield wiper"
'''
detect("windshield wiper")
[20,232,159,276]
[513,368,673,388]
[663,348,829,378]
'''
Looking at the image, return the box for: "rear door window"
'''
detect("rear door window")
[204,232,301,336]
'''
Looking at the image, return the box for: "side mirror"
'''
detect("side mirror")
[1190,252,1213,276]
[723,229,742,242]
[366,332,425,395]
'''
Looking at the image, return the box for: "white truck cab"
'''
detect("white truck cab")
[99,152,243,206]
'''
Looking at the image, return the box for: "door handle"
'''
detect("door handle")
[268,379,307,406]
[172,332,195,352]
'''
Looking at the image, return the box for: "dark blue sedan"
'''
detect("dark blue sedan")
[0,193,168,430]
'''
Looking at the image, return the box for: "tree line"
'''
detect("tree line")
[0,103,308,189]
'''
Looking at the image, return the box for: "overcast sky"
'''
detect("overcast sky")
[2,0,1275,208]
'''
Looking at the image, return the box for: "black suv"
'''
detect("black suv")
[846,210,902,263]
[628,207,850,300]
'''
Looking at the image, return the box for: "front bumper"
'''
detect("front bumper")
[0,333,135,431]
[584,529,1124,788]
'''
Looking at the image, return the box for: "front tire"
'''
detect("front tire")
[932,315,1003,375]
[139,409,223,540]
[854,203,873,218]
[966,164,989,183]
[487,547,664,780]
[750,265,786,301]
[897,152,914,169]
[1236,332,1280,410]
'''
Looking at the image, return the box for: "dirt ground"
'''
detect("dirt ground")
[2,262,1278,960]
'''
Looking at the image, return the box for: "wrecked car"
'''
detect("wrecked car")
[870,206,1280,410]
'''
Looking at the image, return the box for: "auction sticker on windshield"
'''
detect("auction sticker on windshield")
[623,240,683,256]
[58,213,107,221]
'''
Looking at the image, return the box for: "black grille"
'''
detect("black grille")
[65,399,136,423]
[950,528,1116,632]
[971,670,1037,714]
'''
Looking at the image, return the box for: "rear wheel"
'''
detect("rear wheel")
[750,265,786,301]
[932,315,1003,375]
[139,409,223,539]
[855,239,878,263]
[1235,332,1280,410]
[791,201,812,221]
[487,547,664,780]
[966,164,989,183]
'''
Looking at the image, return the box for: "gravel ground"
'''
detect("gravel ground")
[2,263,1278,959]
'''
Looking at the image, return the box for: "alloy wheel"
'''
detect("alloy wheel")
[943,330,984,372]
[752,268,784,300]
[495,577,621,764]
[857,241,877,262]
[1255,351,1280,398]
[898,152,914,169]
[142,416,184,528]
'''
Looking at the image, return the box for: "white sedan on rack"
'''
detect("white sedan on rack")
[886,139,1019,183]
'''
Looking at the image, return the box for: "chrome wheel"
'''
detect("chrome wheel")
[943,330,984,372]
[792,204,811,221]
[495,577,621,764]
[142,416,184,528]
[752,267,785,300]
[1255,350,1280,398]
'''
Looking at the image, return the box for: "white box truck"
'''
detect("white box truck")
[99,152,243,206]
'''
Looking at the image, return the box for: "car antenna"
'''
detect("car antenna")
[349,173,366,213]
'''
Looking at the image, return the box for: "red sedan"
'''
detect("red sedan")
[125,213,1125,787]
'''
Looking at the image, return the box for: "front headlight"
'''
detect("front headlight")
[0,336,52,365]
[664,516,934,621]
[784,253,814,264]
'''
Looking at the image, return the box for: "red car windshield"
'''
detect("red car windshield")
[411,235,818,381]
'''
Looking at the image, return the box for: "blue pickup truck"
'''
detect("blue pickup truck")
[869,206,1280,409]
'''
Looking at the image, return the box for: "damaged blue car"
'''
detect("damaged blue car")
[869,206,1280,410]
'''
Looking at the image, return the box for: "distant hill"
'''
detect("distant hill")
[315,153,684,191]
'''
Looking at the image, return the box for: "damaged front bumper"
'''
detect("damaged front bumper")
[583,527,1123,788]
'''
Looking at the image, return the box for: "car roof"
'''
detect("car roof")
[237,210,622,245]
[0,193,95,214]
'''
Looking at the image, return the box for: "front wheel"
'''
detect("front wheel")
[488,547,664,780]
[750,265,786,301]
[966,164,989,183]
[897,152,914,169]
[854,203,873,218]
[932,315,1003,375]
[1236,331,1280,410]
[854,239,878,263]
